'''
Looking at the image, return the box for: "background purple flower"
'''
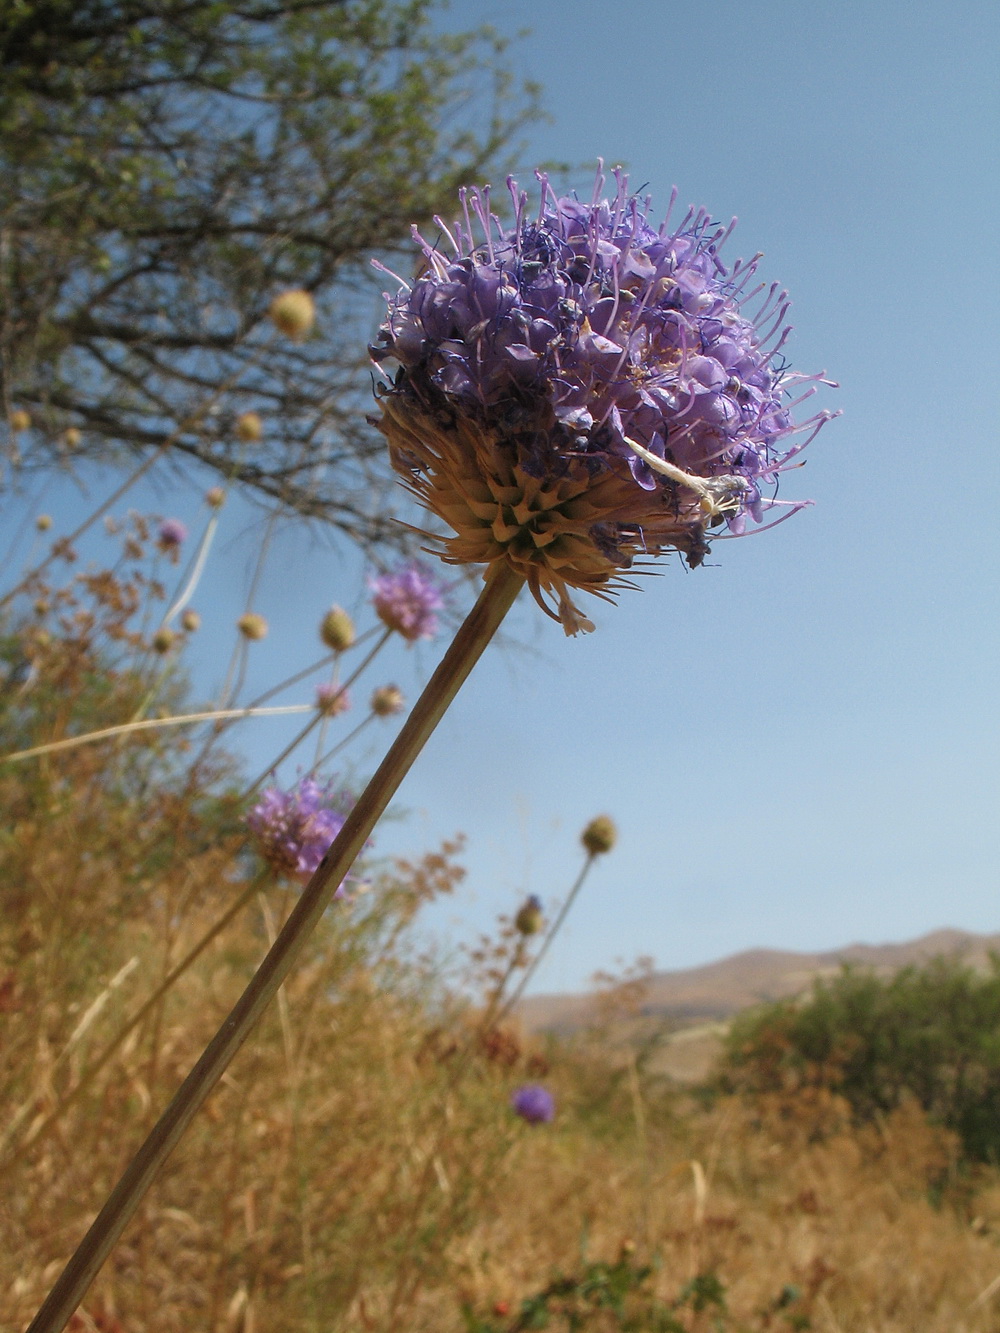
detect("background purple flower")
[247,777,356,885]
[511,1084,555,1124]
[157,517,187,549]
[370,563,444,642]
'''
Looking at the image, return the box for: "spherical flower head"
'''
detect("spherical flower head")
[315,681,350,717]
[581,815,617,856]
[236,410,263,443]
[205,486,226,509]
[371,684,405,717]
[35,514,52,532]
[63,427,81,450]
[515,894,543,936]
[9,409,31,432]
[511,1083,555,1124]
[237,612,268,641]
[269,288,316,341]
[320,605,356,652]
[157,518,187,551]
[152,627,176,654]
[246,777,357,885]
[370,563,444,642]
[371,167,836,634]
[181,608,201,633]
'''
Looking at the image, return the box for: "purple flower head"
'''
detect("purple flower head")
[315,681,351,716]
[369,563,444,642]
[371,166,836,634]
[157,518,187,549]
[511,1084,555,1125]
[246,777,358,886]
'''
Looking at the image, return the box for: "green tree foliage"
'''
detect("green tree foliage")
[720,959,1000,1162]
[0,0,539,550]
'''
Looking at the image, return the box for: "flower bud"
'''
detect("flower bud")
[371,684,404,717]
[205,486,226,508]
[269,289,315,341]
[35,514,53,532]
[237,612,268,641]
[181,608,201,633]
[63,427,81,450]
[581,815,617,856]
[236,411,263,443]
[515,894,543,936]
[320,605,355,652]
[9,409,31,432]
[152,627,176,654]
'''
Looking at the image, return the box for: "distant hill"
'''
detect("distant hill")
[517,928,1000,1084]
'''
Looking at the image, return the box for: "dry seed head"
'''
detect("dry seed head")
[152,627,176,654]
[35,514,53,532]
[236,411,263,443]
[320,606,355,652]
[371,684,404,717]
[581,815,617,856]
[237,612,268,641]
[515,895,544,936]
[63,427,81,449]
[205,486,226,508]
[181,608,201,633]
[9,409,31,432]
[269,289,315,341]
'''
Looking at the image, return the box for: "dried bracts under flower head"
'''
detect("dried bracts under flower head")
[371,167,836,634]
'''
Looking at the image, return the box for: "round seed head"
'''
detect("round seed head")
[582,815,617,856]
[515,894,544,936]
[320,605,356,652]
[9,410,31,432]
[63,427,81,449]
[269,289,316,341]
[205,486,226,508]
[371,684,404,717]
[237,612,268,641]
[35,514,53,532]
[152,627,176,654]
[181,608,201,633]
[236,411,263,443]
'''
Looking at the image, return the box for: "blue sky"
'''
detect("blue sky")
[5,0,999,995]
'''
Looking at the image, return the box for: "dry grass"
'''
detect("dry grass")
[4,546,1000,1332]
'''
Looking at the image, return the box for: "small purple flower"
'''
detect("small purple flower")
[369,563,444,642]
[157,518,188,549]
[247,777,357,886]
[315,681,351,716]
[511,1084,555,1124]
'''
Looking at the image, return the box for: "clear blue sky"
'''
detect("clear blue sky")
[6,0,999,995]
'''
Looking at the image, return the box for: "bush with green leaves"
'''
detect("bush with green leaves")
[719,958,1000,1162]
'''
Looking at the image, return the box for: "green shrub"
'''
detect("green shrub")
[719,958,1000,1162]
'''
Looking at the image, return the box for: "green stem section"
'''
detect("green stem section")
[26,561,525,1333]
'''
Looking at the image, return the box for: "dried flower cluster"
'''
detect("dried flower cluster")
[372,168,835,633]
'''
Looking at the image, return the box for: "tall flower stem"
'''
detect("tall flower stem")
[494,850,599,1028]
[26,560,524,1333]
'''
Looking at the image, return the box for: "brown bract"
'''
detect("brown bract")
[375,394,710,636]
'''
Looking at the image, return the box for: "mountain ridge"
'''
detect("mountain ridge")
[517,928,1000,1077]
